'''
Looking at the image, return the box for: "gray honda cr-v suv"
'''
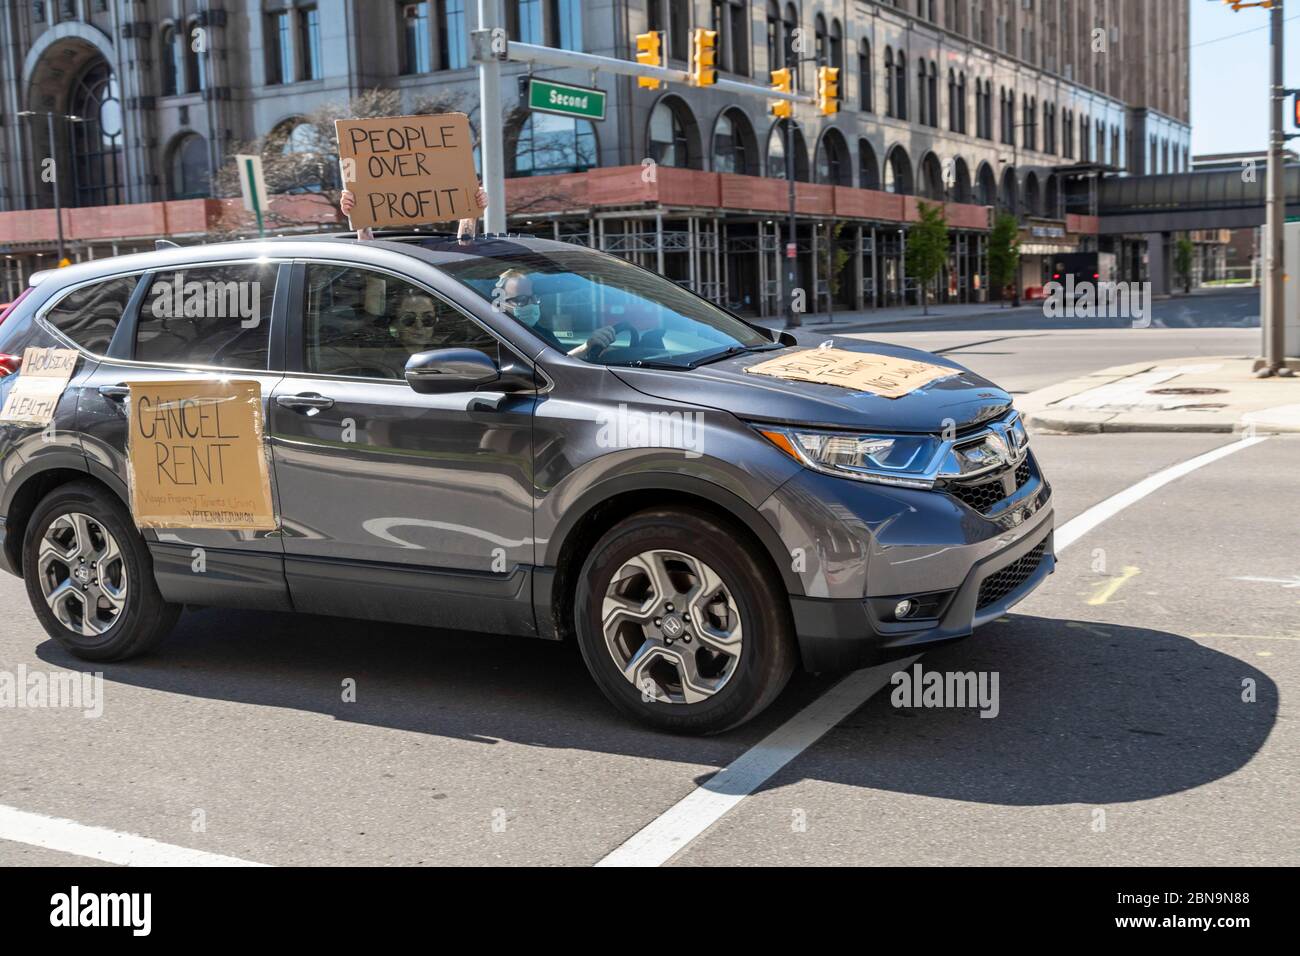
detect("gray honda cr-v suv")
[0,233,1053,733]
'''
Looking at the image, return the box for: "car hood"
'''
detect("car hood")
[610,334,1013,433]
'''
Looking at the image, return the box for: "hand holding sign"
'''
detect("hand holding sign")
[336,113,482,230]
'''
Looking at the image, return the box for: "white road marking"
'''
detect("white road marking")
[0,804,267,867]
[596,434,1269,867]
[1054,435,1268,552]
[595,657,918,868]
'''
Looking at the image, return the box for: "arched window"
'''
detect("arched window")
[713,108,757,175]
[858,139,879,189]
[814,14,827,67]
[917,58,928,126]
[70,60,125,207]
[183,18,206,93]
[648,99,698,168]
[884,47,895,117]
[858,39,871,112]
[829,19,843,100]
[167,133,209,199]
[957,72,967,133]
[160,25,181,96]
[975,162,997,206]
[767,123,808,181]
[895,51,907,121]
[950,157,971,203]
[927,61,938,129]
[783,4,800,90]
[511,112,598,176]
[815,130,851,186]
[1023,172,1040,217]
[766,1,782,74]
[918,152,944,200]
[884,146,912,195]
[947,69,957,130]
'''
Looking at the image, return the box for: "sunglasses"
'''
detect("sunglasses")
[502,294,540,308]
[395,311,436,329]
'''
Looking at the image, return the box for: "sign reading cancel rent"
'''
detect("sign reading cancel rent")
[335,112,480,230]
[127,380,277,531]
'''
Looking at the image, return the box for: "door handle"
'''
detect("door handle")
[275,393,335,411]
[98,385,130,402]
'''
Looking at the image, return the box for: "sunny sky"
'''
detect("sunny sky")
[1190,0,1300,156]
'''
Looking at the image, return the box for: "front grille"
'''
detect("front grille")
[948,456,1033,515]
[977,540,1048,610]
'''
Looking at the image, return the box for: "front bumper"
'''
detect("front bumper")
[763,451,1055,672]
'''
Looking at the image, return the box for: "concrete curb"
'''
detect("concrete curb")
[1019,356,1300,435]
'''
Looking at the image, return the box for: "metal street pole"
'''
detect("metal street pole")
[785,115,799,329]
[48,111,64,263]
[1262,0,1287,375]
[477,0,506,235]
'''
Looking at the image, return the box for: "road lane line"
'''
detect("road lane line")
[1054,435,1268,552]
[0,804,268,867]
[595,656,919,868]
[596,434,1269,867]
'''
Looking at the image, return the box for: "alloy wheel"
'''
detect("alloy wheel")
[600,549,743,705]
[37,512,129,638]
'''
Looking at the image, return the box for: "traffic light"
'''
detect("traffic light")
[690,28,717,86]
[770,67,793,118]
[817,66,839,116]
[635,31,662,90]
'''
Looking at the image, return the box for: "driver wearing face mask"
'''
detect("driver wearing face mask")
[493,269,617,358]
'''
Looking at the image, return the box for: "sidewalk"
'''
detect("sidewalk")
[1019,356,1300,434]
[751,301,1041,333]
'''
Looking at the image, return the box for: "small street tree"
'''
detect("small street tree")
[906,201,949,315]
[1175,235,1195,294]
[987,212,1020,307]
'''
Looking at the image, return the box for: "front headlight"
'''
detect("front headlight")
[756,426,944,488]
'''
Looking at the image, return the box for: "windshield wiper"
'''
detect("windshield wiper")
[689,343,783,368]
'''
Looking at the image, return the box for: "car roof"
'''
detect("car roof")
[29,232,599,290]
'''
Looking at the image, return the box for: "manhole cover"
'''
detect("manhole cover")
[1147,387,1227,396]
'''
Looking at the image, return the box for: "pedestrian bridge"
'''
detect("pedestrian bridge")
[1098,163,1300,233]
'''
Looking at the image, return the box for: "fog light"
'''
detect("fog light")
[894,599,915,619]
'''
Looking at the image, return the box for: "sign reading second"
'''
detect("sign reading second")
[335,112,481,230]
[527,79,607,121]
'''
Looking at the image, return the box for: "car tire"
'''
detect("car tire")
[22,481,181,662]
[574,508,796,734]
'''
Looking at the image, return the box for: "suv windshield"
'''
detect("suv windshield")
[431,242,776,367]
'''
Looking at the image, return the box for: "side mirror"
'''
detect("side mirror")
[404,348,500,394]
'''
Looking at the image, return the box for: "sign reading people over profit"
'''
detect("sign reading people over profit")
[746,348,960,399]
[335,112,480,230]
[0,347,80,427]
[127,380,277,531]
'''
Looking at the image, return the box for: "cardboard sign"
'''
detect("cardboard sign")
[0,347,80,427]
[127,380,277,531]
[746,348,960,399]
[336,112,480,229]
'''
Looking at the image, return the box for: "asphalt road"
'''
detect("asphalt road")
[1,309,1295,867]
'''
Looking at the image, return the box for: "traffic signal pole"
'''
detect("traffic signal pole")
[472,9,817,247]
[1262,0,1288,375]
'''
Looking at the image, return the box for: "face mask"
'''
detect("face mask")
[514,303,541,326]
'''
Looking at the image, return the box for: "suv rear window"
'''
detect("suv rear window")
[43,276,139,354]
[136,263,276,369]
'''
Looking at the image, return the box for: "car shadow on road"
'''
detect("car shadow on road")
[32,606,834,765]
[776,613,1278,805]
[34,609,1275,803]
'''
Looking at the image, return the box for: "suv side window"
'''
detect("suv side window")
[302,263,499,380]
[135,262,276,369]
[43,275,139,355]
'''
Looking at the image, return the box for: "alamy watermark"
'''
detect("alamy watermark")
[890,662,1000,719]
[0,665,103,718]
[595,403,705,458]
[149,270,262,329]
[1042,276,1153,328]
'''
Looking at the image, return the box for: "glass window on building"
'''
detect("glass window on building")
[401,2,431,75]
[168,133,209,199]
[648,101,690,168]
[438,0,468,69]
[299,5,322,80]
[512,113,597,176]
[267,10,292,84]
[160,25,181,96]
